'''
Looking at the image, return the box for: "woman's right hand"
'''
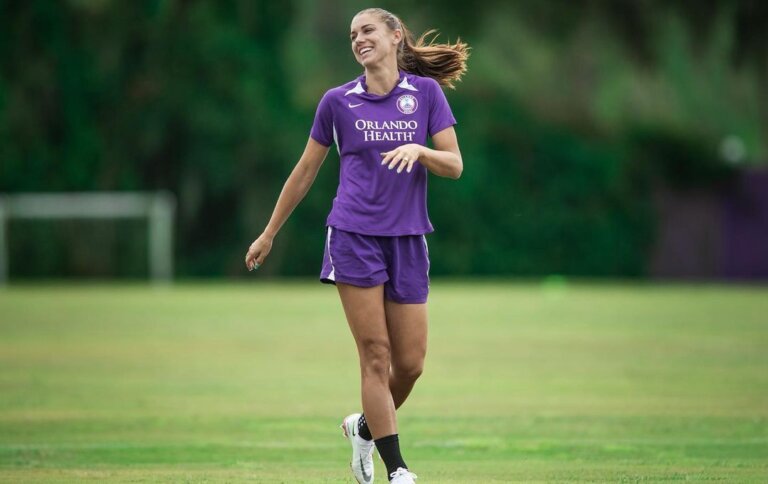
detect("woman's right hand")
[245,233,274,271]
[243,139,329,272]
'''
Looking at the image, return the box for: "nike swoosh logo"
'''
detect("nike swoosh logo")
[360,455,371,482]
[351,423,356,437]
[348,103,363,108]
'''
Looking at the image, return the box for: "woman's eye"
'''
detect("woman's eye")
[350,27,374,40]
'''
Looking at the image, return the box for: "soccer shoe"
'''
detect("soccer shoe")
[340,413,376,483]
[389,467,417,483]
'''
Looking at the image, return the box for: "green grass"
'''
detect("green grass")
[0,280,766,482]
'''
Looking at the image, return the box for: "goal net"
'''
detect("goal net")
[0,192,175,285]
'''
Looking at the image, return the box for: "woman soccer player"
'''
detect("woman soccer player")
[244,7,468,483]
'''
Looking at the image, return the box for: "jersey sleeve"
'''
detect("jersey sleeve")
[427,78,457,137]
[310,90,335,147]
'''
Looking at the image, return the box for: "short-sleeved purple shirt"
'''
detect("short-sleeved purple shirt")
[310,70,457,236]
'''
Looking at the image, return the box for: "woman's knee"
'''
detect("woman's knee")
[359,339,391,380]
[392,356,424,382]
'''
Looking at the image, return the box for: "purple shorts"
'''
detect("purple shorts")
[320,226,430,304]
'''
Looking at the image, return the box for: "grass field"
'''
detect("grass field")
[1,280,767,482]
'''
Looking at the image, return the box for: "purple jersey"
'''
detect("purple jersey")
[310,70,457,236]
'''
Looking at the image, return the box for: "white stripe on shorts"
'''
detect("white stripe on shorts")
[422,234,430,278]
[326,226,336,282]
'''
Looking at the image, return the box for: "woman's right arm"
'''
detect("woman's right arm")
[244,137,330,270]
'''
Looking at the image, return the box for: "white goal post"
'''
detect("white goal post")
[0,192,176,285]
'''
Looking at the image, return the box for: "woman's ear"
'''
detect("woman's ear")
[393,29,402,46]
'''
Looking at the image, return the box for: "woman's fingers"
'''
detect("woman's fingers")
[245,248,257,270]
[255,247,268,267]
[247,254,262,271]
[388,152,405,170]
[245,242,263,271]
[397,153,419,173]
[395,153,418,173]
[245,234,275,271]
[396,157,409,173]
[248,253,260,271]
[382,149,416,173]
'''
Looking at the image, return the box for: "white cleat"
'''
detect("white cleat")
[341,413,376,483]
[389,467,417,483]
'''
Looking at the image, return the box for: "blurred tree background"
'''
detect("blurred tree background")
[1,0,766,279]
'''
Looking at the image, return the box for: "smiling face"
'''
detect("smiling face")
[350,12,402,68]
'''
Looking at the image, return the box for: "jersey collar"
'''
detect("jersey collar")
[345,70,418,99]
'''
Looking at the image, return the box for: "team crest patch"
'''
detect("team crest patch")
[396,94,418,114]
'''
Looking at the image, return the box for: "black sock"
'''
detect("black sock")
[374,433,407,480]
[357,413,373,441]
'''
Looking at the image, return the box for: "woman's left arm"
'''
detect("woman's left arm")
[381,126,463,179]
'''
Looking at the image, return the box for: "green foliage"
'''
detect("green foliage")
[427,88,653,277]
[627,126,737,190]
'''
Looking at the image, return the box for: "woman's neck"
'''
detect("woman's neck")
[364,62,400,96]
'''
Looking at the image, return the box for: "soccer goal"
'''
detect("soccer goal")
[0,192,176,285]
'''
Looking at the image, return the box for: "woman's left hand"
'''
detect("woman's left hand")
[381,144,423,174]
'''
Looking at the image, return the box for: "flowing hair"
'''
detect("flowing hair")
[356,8,470,89]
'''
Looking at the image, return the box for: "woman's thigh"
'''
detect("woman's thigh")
[384,300,428,371]
[336,283,390,356]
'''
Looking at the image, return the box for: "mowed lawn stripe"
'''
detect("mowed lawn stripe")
[0,281,766,481]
